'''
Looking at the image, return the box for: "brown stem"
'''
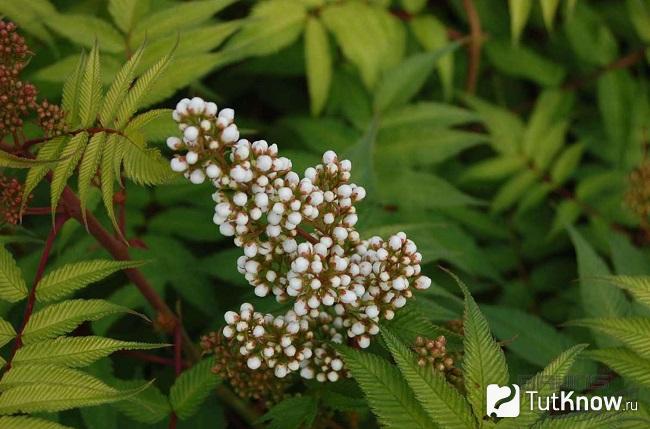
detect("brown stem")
[462,0,483,94]
[563,49,645,91]
[3,212,70,372]
[22,127,127,150]
[296,226,318,244]
[56,186,260,425]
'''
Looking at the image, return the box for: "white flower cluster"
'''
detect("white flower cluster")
[167,97,431,382]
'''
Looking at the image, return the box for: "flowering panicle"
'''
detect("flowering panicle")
[168,97,432,388]
[0,175,30,224]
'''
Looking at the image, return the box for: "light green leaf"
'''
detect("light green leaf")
[122,135,175,185]
[131,0,235,45]
[0,245,28,303]
[460,157,525,182]
[1,364,119,392]
[257,395,318,429]
[379,102,477,130]
[0,0,55,47]
[79,44,102,127]
[62,52,86,127]
[374,41,461,112]
[100,43,145,126]
[0,150,61,168]
[508,0,533,43]
[13,336,166,367]
[100,135,120,233]
[46,14,123,53]
[568,318,650,359]
[498,344,588,428]
[36,259,147,302]
[462,94,524,155]
[0,317,16,348]
[322,2,404,88]
[222,0,306,61]
[491,170,537,213]
[170,358,221,419]
[452,272,508,423]
[109,0,149,34]
[110,379,171,424]
[22,136,67,209]
[540,0,561,30]
[50,132,89,213]
[23,299,140,344]
[382,328,476,429]
[0,416,71,429]
[603,275,650,308]
[411,15,455,100]
[78,132,106,224]
[627,0,650,42]
[305,17,331,116]
[585,348,650,389]
[337,346,436,429]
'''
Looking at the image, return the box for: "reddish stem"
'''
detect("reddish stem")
[462,0,483,94]
[296,227,318,244]
[3,212,70,372]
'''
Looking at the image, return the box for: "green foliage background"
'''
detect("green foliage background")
[2,0,650,427]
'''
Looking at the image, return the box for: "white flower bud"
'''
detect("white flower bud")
[205,102,218,116]
[170,157,188,172]
[414,276,431,290]
[365,305,379,318]
[233,192,248,206]
[223,326,234,338]
[247,356,261,370]
[221,125,239,143]
[186,151,198,165]
[189,169,205,184]
[184,126,199,142]
[254,284,269,297]
[323,150,337,164]
[166,136,181,150]
[206,164,221,178]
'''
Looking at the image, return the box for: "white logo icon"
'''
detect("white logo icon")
[487,384,520,418]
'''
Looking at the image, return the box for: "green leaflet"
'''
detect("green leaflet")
[257,395,318,429]
[78,44,102,128]
[568,318,650,360]
[108,0,149,34]
[374,41,461,113]
[450,271,508,424]
[100,134,120,233]
[170,358,221,419]
[586,348,650,389]
[382,328,476,429]
[62,51,86,126]
[0,364,121,392]
[13,336,167,367]
[0,245,28,303]
[122,134,175,186]
[0,416,71,429]
[604,275,650,309]
[50,131,89,214]
[0,150,61,168]
[45,14,123,53]
[497,344,588,428]
[22,299,140,344]
[110,379,170,424]
[99,43,145,127]
[305,17,331,116]
[508,0,533,43]
[0,377,152,415]
[337,345,436,429]
[22,136,67,210]
[35,259,147,302]
[0,316,16,348]
[78,132,107,225]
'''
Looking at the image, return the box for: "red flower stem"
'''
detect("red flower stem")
[3,212,70,372]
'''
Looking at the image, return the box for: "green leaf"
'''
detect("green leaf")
[482,304,575,368]
[22,136,67,208]
[62,52,86,127]
[131,0,235,45]
[0,416,71,429]
[46,14,123,53]
[451,271,508,422]
[0,372,151,414]
[498,344,588,428]
[305,17,331,116]
[379,102,477,130]
[170,358,221,419]
[13,336,166,367]
[78,132,106,225]
[257,395,318,429]
[100,43,145,127]
[536,412,632,429]
[604,275,650,308]
[322,2,404,88]
[550,143,584,185]
[222,0,306,61]
[462,94,524,155]
[110,379,170,424]
[460,157,525,183]
[540,0,561,30]
[22,299,140,344]
[0,364,119,392]
[410,15,455,100]
[0,317,16,348]
[585,348,650,389]
[568,318,650,359]
[568,227,630,340]
[627,0,650,42]
[78,44,102,127]
[382,328,476,429]
[484,39,566,87]
[491,170,537,213]
[0,150,61,168]
[100,135,120,233]
[50,132,89,213]
[508,0,533,43]
[0,245,28,303]
[336,346,436,429]
[122,135,175,185]
[0,0,56,47]
[374,41,461,113]
[108,0,149,34]
[36,259,147,302]
[383,304,463,347]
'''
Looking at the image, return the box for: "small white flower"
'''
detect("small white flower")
[184,126,199,142]
[170,157,187,172]
[189,169,205,184]
[166,136,182,150]
[247,356,261,370]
